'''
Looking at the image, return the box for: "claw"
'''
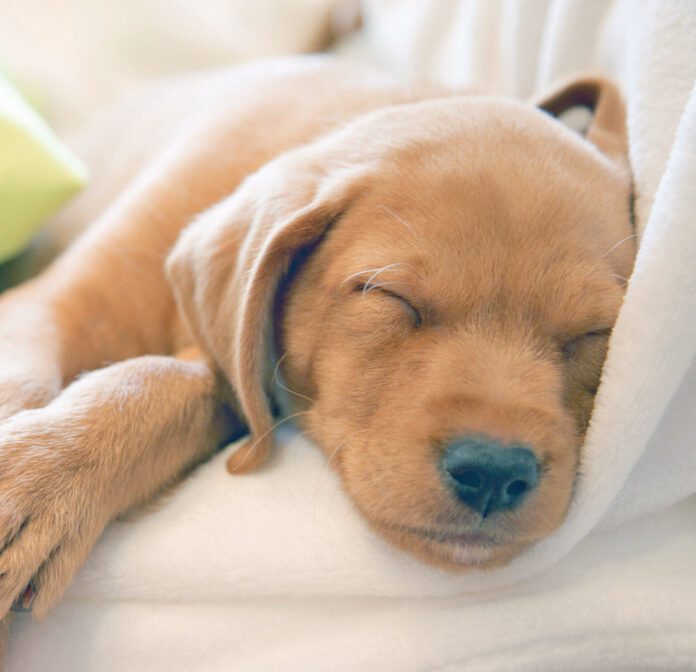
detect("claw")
[10,579,36,613]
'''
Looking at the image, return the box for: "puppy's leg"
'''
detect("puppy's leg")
[0,226,177,423]
[0,108,259,423]
[0,348,244,620]
[0,285,63,422]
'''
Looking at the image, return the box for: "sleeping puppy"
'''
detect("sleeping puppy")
[0,56,635,621]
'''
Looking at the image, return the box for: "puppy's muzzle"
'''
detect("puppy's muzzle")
[441,436,539,517]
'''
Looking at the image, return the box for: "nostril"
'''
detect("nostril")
[452,469,483,489]
[505,479,529,497]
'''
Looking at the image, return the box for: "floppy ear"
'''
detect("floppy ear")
[534,77,629,172]
[166,143,371,474]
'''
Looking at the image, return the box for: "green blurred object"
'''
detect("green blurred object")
[0,73,87,263]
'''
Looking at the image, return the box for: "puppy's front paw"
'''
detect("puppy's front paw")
[0,410,112,619]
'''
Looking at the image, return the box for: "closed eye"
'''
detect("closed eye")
[561,329,611,359]
[353,283,423,327]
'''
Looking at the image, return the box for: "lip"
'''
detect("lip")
[377,521,506,567]
[402,525,497,547]
[409,527,501,566]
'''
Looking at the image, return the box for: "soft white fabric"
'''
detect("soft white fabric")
[9,431,696,671]
[8,0,696,670]
[0,0,336,132]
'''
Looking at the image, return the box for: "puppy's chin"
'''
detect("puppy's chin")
[369,521,532,571]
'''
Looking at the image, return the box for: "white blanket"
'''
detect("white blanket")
[0,0,337,132]
[8,0,696,669]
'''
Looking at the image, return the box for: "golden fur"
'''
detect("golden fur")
[0,57,634,632]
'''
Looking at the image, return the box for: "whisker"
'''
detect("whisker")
[228,410,311,472]
[608,272,630,285]
[602,233,638,259]
[340,262,415,290]
[310,427,373,522]
[272,353,315,405]
[378,204,417,236]
[362,280,413,293]
[341,267,391,287]
[311,437,350,524]
[362,263,407,294]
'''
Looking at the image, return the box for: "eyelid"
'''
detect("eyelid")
[353,283,423,327]
[561,328,611,357]
[566,328,612,342]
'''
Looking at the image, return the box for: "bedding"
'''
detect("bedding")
[7,0,696,670]
[0,0,339,132]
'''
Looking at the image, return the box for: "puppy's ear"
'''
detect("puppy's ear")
[166,143,370,474]
[534,77,628,171]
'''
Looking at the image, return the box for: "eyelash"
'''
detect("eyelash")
[353,284,423,327]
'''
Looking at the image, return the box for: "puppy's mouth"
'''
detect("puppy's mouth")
[412,528,500,566]
[384,522,510,568]
[406,525,495,547]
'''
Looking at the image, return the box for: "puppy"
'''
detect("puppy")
[0,56,634,622]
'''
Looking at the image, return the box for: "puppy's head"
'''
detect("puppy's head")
[167,78,635,570]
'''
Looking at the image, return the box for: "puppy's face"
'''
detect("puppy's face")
[278,98,635,570]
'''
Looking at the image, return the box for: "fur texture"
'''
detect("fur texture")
[0,57,633,630]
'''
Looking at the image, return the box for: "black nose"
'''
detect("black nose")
[441,436,539,517]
